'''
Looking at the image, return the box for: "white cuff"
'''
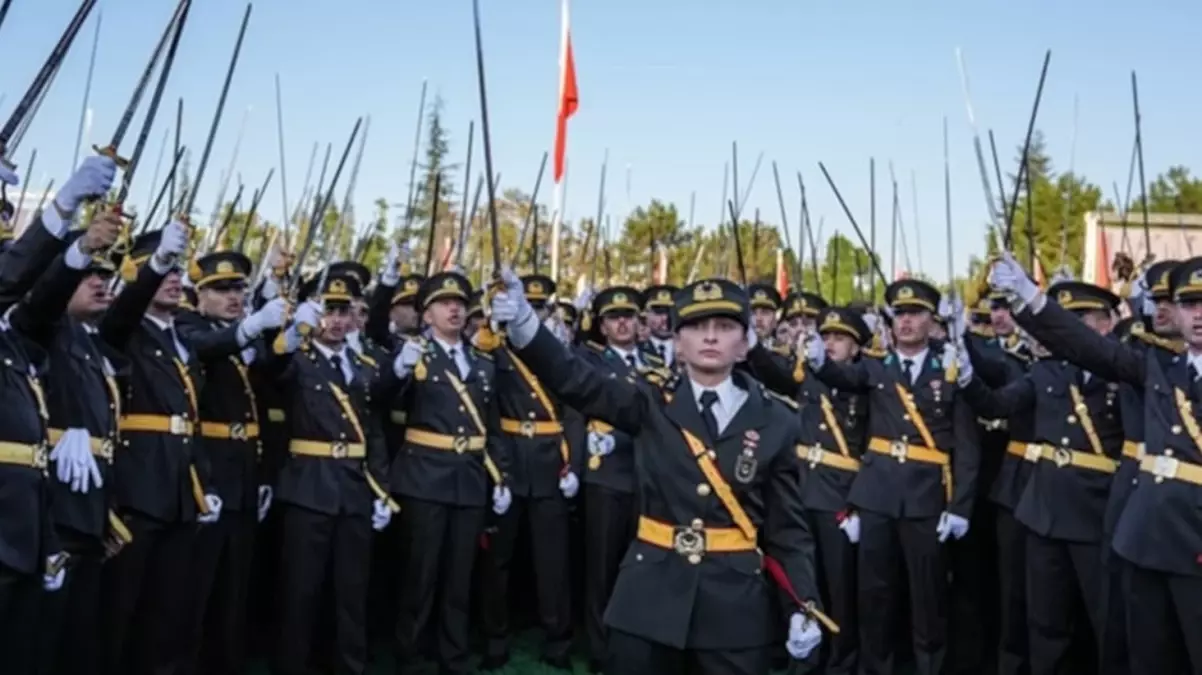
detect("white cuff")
[507,309,540,349]
[63,240,91,270]
[148,254,172,276]
[41,203,70,239]
[236,321,253,347]
[1028,292,1048,315]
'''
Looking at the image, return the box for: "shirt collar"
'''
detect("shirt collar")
[691,376,737,410]
[145,314,174,331]
[897,347,929,368]
[432,335,464,356]
[608,344,638,361]
[312,340,348,362]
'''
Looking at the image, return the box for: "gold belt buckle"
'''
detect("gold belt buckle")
[889,440,908,463]
[672,524,706,564]
[452,436,469,454]
[331,441,349,459]
[1152,455,1179,483]
[1053,447,1072,468]
[519,420,536,438]
[806,445,824,466]
[1024,443,1042,463]
[229,423,247,441]
[168,415,188,435]
[33,443,48,470]
[99,438,115,461]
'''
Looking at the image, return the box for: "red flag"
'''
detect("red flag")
[553,0,578,184]
[775,250,789,296]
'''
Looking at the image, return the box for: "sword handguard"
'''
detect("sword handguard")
[93,144,131,170]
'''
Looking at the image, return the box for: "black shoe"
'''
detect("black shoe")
[478,653,510,671]
[541,654,573,671]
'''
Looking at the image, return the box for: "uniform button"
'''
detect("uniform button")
[902,415,910,421]
[154,351,162,357]
[339,433,347,439]
[182,438,189,444]
[818,423,827,430]
[458,405,465,412]
[707,450,717,460]
[528,411,536,419]
[1166,449,1175,457]
[1067,415,1077,424]
[340,414,348,420]
[315,385,322,391]
[1046,387,1053,393]
[530,392,538,399]
[691,518,704,530]
[901,435,909,443]
[697,484,711,497]
[1060,438,1070,446]
[1172,425,1183,435]
[84,354,91,360]
[457,426,465,433]
[687,554,702,565]
[635,553,643,561]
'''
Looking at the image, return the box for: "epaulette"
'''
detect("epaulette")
[1130,325,1186,354]
[356,353,377,368]
[637,365,673,382]
[585,340,605,353]
[471,347,494,360]
[761,387,799,410]
[771,343,793,357]
[862,347,887,359]
[968,325,994,339]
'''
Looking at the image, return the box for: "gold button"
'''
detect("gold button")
[528,411,536,419]
[707,450,717,460]
[1067,415,1077,424]
[1166,449,1175,457]
[182,438,189,444]
[687,554,702,565]
[1172,425,1183,435]
[691,518,704,530]
[697,484,711,497]
[818,423,827,430]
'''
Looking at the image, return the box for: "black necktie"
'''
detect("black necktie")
[902,359,914,383]
[1189,362,1200,382]
[656,343,665,358]
[329,354,344,382]
[700,390,720,440]
[448,347,463,376]
[626,354,637,369]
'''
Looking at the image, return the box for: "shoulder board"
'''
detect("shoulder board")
[585,340,605,353]
[1132,330,1186,354]
[968,325,994,339]
[637,365,673,381]
[472,348,494,360]
[862,347,887,359]
[762,387,799,410]
[356,353,377,368]
[771,343,793,357]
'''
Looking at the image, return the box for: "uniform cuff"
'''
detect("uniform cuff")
[63,240,91,270]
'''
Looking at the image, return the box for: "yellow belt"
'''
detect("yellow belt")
[48,428,115,460]
[119,414,193,436]
[1140,454,1202,486]
[404,428,486,453]
[0,441,47,469]
[1005,441,1043,463]
[199,421,260,441]
[636,516,757,563]
[289,439,366,459]
[867,437,949,466]
[1038,445,1117,474]
[499,418,563,437]
[1122,441,1145,461]
[798,444,861,472]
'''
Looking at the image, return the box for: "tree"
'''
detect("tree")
[405,96,458,266]
[1138,166,1202,213]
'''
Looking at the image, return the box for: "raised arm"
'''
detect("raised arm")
[746,343,803,395]
[1017,298,1144,386]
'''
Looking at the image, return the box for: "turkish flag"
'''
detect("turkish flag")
[553,0,578,184]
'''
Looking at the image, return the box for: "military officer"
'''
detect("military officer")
[643,284,677,367]
[555,298,578,345]
[803,278,980,675]
[176,251,287,675]
[746,305,872,675]
[479,272,577,670]
[388,270,512,675]
[263,267,395,675]
[747,283,782,343]
[492,271,826,675]
[782,290,828,338]
[987,251,1196,674]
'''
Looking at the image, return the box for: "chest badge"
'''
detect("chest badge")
[735,430,760,484]
[930,380,942,402]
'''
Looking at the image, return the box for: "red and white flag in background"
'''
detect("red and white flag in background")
[550,0,578,282]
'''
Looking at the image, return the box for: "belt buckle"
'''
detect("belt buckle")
[331,441,349,459]
[229,423,247,441]
[519,420,536,438]
[99,438,114,461]
[168,415,188,435]
[1024,443,1042,463]
[1152,455,1179,483]
[1052,447,1072,468]
[33,443,48,470]
[806,445,824,466]
[672,525,706,564]
[889,440,908,463]
[452,436,469,454]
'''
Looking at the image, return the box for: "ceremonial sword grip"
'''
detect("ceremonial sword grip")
[93,144,131,171]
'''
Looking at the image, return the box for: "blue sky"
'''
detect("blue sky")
[6,0,1201,284]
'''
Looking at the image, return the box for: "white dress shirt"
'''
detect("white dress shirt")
[896,347,928,385]
[608,344,642,369]
[649,336,674,366]
[691,376,747,434]
[433,336,470,379]
[145,314,189,363]
[312,341,353,384]
[1189,351,1202,381]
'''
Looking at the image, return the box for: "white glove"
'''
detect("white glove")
[393,339,424,378]
[786,612,823,660]
[43,554,67,592]
[55,156,117,213]
[198,494,223,524]
[954,341,974,388]
[989,251,1039,304]
[839,513,860,544]
[346,330,363,354]
[574,283,594,311]
[240,298,288,341]
[371,498,392,531]
[379,241,402,286]
[0,161,18,187]
[936,511,970,542]
[558,470,579,498]
[587,431,615,457]
[293,300,323,330]
[492,485,512,515]
[257,485,273,522]
[259,276,280,300]
[804,334,826,369]
[153,219,189,266]
[491,266,538,347]
[50,428,102,493]
[71,446,104,494]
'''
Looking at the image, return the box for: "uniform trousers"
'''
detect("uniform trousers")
[995,508,1030,675]
[100,513,194,675]
[582,484,636,668]
[393,498,485,675]
[948,500,999,675]
[857,511,947,675]
[1099,546,1129,675]
[1025,532,1104,675]
[1123,561,1202,674]
[183,509,256,675]
[480,494,573,662]
[37,530,104,675]
[807,509,857,675]
[606,628,773,675]
[0,563,40,675]
[272,504,371,675]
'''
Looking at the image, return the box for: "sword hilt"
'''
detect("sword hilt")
[93,144,131,170]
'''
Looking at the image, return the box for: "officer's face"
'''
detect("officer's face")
[352,299,368,332]
[199,284,246,321]
[424,298,465,337]
[636,317,650,342]
[930,323,947,341]
[391,303,418,333]
[822,332,858,363]
[68,272,114,319]
[1079,309,1114,336]
[601,312,637,347]
[752,307,777,338]
[1174,300,1202,346]
[1154,298,1178,335]
[647,310,670,336]
[153,269,183,310]
[675,316,747,372]
[774,321,793,345]
[990,305,1015,335]
[892,308,931,346]
[318,304,352,344]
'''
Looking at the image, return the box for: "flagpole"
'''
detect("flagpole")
[551,0,577,285]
